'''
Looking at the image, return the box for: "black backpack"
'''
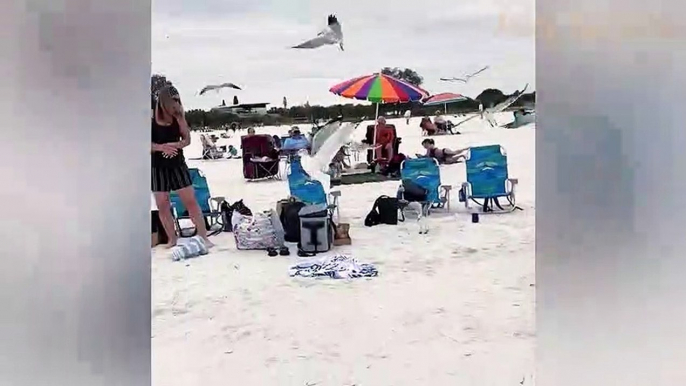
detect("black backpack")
[220,201,234,232]
[280,200,307,242]
[365,196,401,227]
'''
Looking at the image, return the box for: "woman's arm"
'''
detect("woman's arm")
[172,116,192,148]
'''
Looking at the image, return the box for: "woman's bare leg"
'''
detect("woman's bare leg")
[153,192,178,248]
[176,186,214,247]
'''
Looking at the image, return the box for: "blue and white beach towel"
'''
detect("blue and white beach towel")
[170,236,208,261]
[289,255,378,279]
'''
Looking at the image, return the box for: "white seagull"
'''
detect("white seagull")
[198,83,242,95]
[292,14,344,51]
[440,66,490,83]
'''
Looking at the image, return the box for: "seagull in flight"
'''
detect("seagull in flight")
[198,83,242,95]
[291,14,344,51]
[440,66,490,83]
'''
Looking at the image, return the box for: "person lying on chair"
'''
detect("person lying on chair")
[374,116,395,161]
[417,138,468,164]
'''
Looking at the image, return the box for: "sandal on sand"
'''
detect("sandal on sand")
[267,247,278,257]
[279,246,290,256]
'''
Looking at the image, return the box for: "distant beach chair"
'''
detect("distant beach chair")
[398,157,452,216]
[460,145,521,213]
[241,134,280,180]
[169,168,224,237]
[287,156,341,220]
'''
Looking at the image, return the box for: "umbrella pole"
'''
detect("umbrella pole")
[372,103,380,164]
[444,103,447,114]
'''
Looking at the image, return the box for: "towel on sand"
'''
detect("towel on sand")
[289,255,378,279]
[170,236,208,261]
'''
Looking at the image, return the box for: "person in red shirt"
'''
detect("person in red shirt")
[374,116,395,161]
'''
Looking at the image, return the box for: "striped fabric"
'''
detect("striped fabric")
[151,164,193,192]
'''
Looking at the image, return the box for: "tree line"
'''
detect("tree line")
[152,68,535,130]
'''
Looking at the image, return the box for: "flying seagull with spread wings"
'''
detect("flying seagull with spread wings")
[198,83,242,95]
[440,66,490,83]
[291,14,344,51]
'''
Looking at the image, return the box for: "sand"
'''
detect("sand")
[152,112,535,385]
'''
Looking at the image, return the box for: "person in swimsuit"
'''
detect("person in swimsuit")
[151,86,213,248]
[420,117,438,135]
[419,138,468,164]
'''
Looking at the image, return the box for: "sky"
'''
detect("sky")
[151,0,534,110]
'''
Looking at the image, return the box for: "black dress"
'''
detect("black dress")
[151,117,192,192]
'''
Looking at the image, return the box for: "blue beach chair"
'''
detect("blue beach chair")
[169,168,225,236]
[460,145,520,213]
[287,157,341,218]
[398,157,452,216]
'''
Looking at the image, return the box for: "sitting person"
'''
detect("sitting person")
[433,111,456,134]
[420,116,438,136]
[272,135,282,149]
[374,116,395,162]
[417,138,468,164]
[282,127,309,151]
[200,134,225,159]
[227,145,239,158]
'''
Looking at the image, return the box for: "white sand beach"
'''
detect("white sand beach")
[152,113,535,385]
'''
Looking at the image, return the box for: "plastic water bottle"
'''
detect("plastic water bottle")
[396,185,404,200]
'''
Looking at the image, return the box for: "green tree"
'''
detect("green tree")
[151,74,172,96]
[380,67,424,87]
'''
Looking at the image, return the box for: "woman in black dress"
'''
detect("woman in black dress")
[151,86,212,248]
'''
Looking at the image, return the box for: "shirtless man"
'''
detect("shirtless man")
[374,116,395,161]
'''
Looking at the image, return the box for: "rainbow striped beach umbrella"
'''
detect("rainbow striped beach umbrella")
[329,73,429,104]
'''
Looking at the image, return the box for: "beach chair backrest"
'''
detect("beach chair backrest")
[241,134,272,158]
[287,157,328,205]
[465,145,509,198]
[400,157,441,203]
[169,168,212,216]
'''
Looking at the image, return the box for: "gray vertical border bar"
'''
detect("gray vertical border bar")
[0,0,151,385]
[537,0,686,385]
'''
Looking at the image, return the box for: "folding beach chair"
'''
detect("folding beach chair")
[169,168,225,237]
[460,145,521,213]
[287,156,341,220]
[241,134,280,180]
[398,157,452,216]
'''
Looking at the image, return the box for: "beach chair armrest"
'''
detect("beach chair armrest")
[507,178,518,193]
[209,196,226,212]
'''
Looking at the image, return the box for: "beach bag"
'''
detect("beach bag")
[381,153,406,177]
[365,196,399,227]
[280,199,307,243]
[298,204,334,254]
[233,211,281,250]
[402,179,428,202]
